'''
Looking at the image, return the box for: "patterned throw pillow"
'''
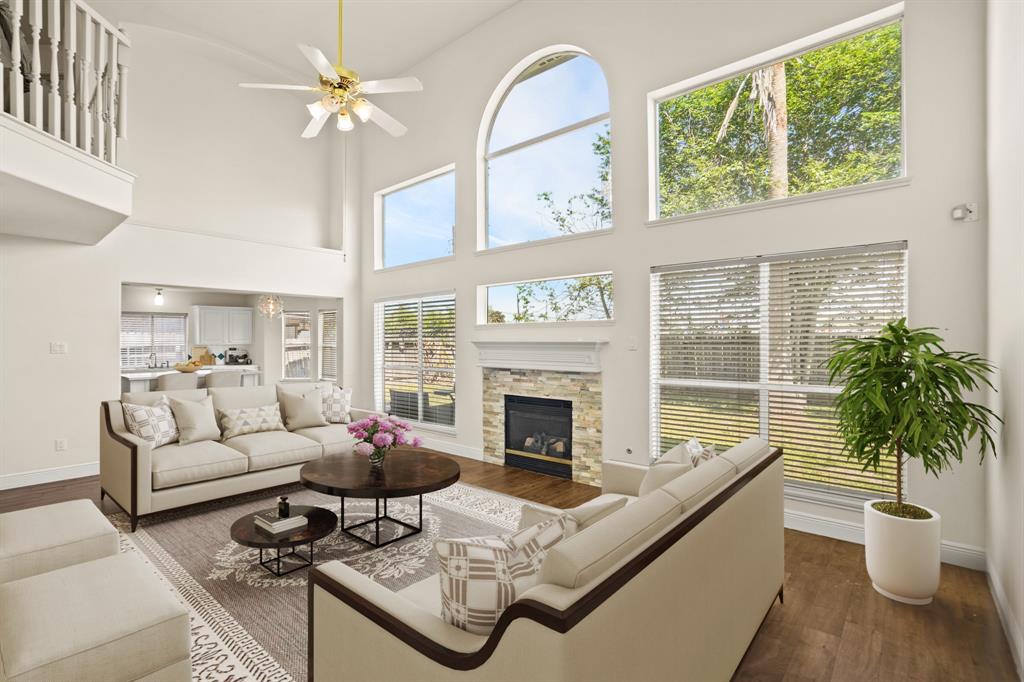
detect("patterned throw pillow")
[218,403,286,440]
[685,436,717,467]
[436,516,568,635]
[122,397,178,448]
[322,385,352,424]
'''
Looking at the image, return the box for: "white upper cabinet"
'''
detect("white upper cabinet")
[193,306,253,345]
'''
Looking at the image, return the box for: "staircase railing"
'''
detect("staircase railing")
[2,0,130,165]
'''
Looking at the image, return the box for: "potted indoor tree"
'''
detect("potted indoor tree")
[826,319,999,605]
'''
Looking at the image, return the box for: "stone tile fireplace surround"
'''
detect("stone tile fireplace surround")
[475,342,604,487]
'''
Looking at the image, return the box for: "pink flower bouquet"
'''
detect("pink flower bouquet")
[347,414,422,466]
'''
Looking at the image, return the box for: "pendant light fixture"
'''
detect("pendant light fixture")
[257,294,284,319]
[153,288,165,306]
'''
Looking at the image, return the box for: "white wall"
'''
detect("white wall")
[986,0,1024,672]
[354,0,991,551]
[0,23,361,485]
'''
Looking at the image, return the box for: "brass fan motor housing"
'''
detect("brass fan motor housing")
[318,71,361,103]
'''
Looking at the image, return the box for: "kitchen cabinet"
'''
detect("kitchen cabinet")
[193,306,253,345]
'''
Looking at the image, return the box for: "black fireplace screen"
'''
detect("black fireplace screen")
[504,395,572,479]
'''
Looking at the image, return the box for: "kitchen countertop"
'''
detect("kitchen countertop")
[121,366,260,380]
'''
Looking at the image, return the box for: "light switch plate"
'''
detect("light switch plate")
[54,439,68,452]
[49,342,68,354]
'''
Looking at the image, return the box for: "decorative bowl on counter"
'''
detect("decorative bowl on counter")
[174,361,204,373]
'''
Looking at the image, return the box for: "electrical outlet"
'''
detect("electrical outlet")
[54,438,68,452]
[49,341,68,354]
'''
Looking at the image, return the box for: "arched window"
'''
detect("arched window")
[480,48,611,250]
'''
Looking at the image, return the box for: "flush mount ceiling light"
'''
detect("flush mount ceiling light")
[257,294,284,319]
[153,288,165,306]
[238,0,422,139]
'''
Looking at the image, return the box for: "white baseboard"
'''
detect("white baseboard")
[419,437,483,461]
[0,461,99,491]
[784,508,987,571]
[987,560,1024,679]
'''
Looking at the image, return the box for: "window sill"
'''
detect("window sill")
[784,482,889,512]
[476,227,613,256]
[279,378,313,383]
[407,421,457,437]
[646,176,911,228]
[374,254,456,274]
[475,319,614,330]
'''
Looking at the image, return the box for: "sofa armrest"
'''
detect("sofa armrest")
[99,401,153,523]
[349,407,386,422]
[601,460,648,496]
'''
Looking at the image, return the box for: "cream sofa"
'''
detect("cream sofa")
[309,437,783,682]
[101,382,376,531]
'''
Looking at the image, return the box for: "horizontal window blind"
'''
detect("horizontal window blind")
[283,311,311,379]
[374,295,456,427]
[651,242,906,497]
[319,310,338,381]
[120,313,187,368]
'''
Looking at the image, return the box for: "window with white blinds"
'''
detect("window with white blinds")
[374,294,456,427]
[650,242,907,497]
[283,311,312,379]
[120,313,188,368]
[319,310,338,381]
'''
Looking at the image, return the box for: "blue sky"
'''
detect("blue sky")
[487,275,612,322]
[384,55,610,263]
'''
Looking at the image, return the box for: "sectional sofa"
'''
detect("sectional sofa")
[100,382,375,531]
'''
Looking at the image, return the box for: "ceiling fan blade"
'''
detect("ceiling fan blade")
[298,44,340,82]
[368,105,408,137]
[359,77,424,94]
[239,83,317,91]
[301,112,331,139]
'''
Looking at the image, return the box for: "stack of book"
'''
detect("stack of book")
[254,509,307,535]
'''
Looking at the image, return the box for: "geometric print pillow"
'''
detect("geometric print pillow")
[436,515,568,635]
[321,385,352,424]
[218,403,286,440]
[122,397,179,448]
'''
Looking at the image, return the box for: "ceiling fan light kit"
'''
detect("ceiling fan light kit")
[239,0,422,139]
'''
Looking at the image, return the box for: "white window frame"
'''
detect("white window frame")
[374,164,457,271]
[119,312,188,369]
[476,271,615,326]
[476,44,612,253]
[373,292,457,433]
[649,241,908,509]
[318,309,339,382]
[282,310,312,380]
[645,2,906,224]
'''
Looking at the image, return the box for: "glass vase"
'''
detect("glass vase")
[369,448,387,468]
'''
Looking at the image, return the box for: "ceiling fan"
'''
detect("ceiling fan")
[238,0,422,138]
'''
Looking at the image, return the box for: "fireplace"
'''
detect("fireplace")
[504,395,573,479]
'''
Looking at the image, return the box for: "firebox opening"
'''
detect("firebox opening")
[504,395,572,479]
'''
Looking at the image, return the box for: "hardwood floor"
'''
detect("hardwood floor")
[1,461,1016,681]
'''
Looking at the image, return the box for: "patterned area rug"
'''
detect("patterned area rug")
[109,482,526,681]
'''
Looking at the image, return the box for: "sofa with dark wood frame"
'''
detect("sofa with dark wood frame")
[308,442,784,682]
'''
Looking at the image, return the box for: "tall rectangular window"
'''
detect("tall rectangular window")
[120,313,187,368]
[653,18,902,219]
[374,295,456,427]
[650,243,907,498]
[283,311,311,379]
[379,168,455,269]
[483,273,614,324]
[318,310,338,381]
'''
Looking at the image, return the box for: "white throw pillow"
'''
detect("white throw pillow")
[658,441,688,464]
[322,385,352,424]
[218,403,286,440]
[168,396,221,445]
[518,495,628,535]
[436,516,568,634]
[278,388,328,431]
[122,397,178,448]
[638,461,692,496]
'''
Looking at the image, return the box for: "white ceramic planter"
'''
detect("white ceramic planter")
[863,499,941,605]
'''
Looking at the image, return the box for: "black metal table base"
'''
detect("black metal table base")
[341,495,423,548]
[258,543,316,576]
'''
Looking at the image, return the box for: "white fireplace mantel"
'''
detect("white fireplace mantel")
[472,341,607,373]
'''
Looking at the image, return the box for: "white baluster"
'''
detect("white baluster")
[48,0,61,136]
[117,62,128,141]
[95,24,105,160]
[107,34,117,164]
[63,0,77,145]
[79,13,92,154]
[10,0,24,120]
[28,0,43,127]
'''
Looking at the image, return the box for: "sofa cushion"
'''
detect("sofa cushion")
[223,431,322,471]
[122,397,178,448]
[518,495,629,535]
[0,553,189,682]
[151,440,248,490]
[0,500,119,584]
[218,403,286,440]
[278,387,328,431]
[719,437,771,472]
[208,385,278,411]
[120,388,207,407]
[294,424,359,456]
[540,489,682,589]
[638,461,692,496]
[661,457,738,511]
[398,573,443,616]
[168,395,221,444]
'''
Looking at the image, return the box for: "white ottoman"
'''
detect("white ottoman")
[0,552,190,682]
[0,499,119,583]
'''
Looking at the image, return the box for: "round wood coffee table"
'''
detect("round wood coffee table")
[230,505,337,576]
[300,447,461,548]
